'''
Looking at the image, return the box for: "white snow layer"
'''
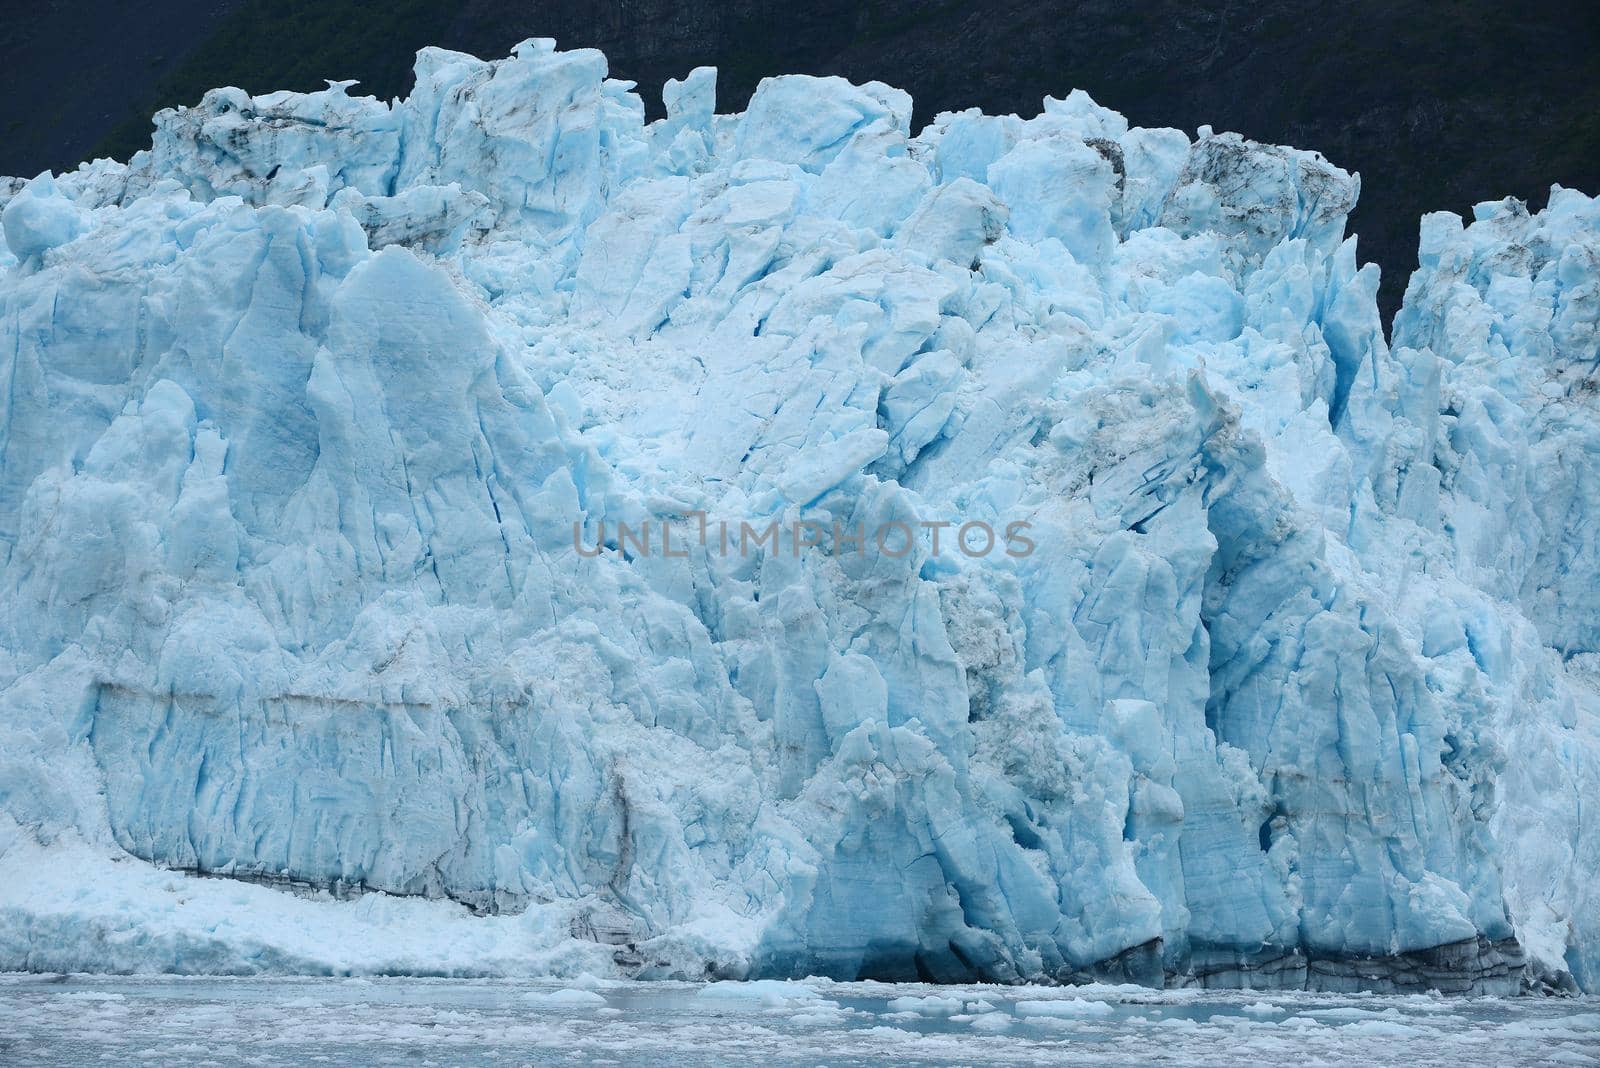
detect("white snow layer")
[0,38,1596,992]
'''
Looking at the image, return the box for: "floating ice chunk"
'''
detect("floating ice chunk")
[1014,999,1117,1019]
[521,988,608,1009]
[696,980,824,1007]
[568,972,618,991]
[885,994,965,1015]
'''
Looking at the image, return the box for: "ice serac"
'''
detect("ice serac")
[0,41,1596,992]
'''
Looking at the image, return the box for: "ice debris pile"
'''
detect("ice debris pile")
[1,39,1596,992]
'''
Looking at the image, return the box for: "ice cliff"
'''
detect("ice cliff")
[1,39,1596,993]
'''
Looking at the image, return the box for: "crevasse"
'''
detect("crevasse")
[0,38,1595,992]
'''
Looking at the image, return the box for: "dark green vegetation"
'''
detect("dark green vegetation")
[4,0,1597,322]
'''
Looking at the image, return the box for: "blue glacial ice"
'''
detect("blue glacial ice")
[0,39,1596,993]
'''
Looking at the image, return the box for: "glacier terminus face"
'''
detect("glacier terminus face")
[0,38,1596,994]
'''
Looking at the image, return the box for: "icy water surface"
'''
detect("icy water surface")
[1,974,1596,1066]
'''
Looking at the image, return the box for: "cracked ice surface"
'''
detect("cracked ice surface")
[0,38,1597,991]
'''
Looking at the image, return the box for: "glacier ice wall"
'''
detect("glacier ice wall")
[1,38,1596,992]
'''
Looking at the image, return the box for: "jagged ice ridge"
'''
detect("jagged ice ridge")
[0,39,1596,992]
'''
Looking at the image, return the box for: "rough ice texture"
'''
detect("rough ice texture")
[0,39,1596,993]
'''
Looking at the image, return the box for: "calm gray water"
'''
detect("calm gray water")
[1,974,1596,1066]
